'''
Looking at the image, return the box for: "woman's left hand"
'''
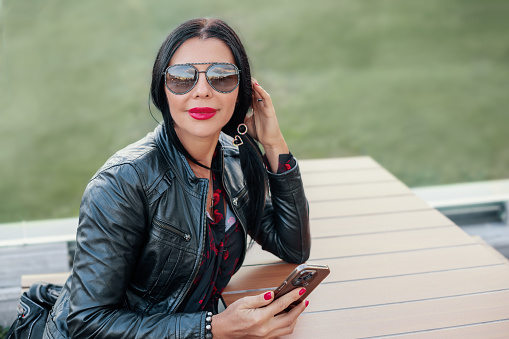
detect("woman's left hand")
[245,79,289,172]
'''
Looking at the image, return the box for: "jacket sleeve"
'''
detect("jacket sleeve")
[255,160,311,264]
[67,163,206,339]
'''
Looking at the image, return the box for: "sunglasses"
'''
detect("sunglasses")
[163,62,241,95]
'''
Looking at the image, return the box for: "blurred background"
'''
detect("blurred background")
[1,0,509,332]
[1,0,509,223]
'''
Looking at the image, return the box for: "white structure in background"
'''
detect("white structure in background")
[412,179,509,258]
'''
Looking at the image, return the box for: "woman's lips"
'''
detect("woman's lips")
[188,107,217,120]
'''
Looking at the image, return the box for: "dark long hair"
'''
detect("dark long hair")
[150,18,266,240]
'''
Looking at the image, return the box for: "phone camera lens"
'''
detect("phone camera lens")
[293,270,317,286]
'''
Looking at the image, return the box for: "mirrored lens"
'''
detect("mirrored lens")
[207,64,239,93]
[166,65,196,94]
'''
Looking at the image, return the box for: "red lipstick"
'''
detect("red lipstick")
[188,107,217,120]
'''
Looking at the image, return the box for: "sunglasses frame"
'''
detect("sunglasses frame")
[163,62,241,95]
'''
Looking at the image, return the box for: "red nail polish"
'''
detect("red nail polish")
[255,82,259,86]
[299,288,306,296]
[264,292,272,300]
[305,300,309,307]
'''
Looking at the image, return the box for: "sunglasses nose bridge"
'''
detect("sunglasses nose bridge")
[196,70,208,82]
[192,70,213,95]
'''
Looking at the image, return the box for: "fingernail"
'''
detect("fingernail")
[299,288,306,296]
[264,292,272,300]
[305,300,309,307]
[255,82,259,86]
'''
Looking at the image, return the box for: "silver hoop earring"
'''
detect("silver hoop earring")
[237,123,248,135]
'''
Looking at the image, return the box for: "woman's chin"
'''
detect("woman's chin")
[175,126,222,143]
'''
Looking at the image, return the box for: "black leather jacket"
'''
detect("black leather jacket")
[43,124,310,339]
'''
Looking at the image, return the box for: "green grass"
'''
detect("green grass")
[0,326,8,339]
[1,0,509,222]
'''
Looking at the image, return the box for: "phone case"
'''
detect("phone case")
[273,263,330,309]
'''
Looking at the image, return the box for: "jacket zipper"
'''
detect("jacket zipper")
[220,148,247,274]
[172,178,209,312]
[152,219,191,242]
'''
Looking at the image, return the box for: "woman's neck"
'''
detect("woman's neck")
[177,130,220,178]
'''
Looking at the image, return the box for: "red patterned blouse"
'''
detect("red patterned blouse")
[177,151,296,313]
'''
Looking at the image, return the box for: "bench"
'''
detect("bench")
[17,157,509,337]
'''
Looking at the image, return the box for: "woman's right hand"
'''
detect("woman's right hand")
[211,287,308,338]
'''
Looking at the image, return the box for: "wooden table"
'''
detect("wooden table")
[22,157,509,337]
[222,156,509,338]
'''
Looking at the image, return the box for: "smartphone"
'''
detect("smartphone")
[273,263,330,310]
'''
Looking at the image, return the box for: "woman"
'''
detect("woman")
[43,18,311,339]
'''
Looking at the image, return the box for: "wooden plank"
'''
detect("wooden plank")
[298,157,380,173]
[303,265,509,313]
[305,181,412,202]
[242,226,477,265]
[225,244,505,293]
[21,272,69,289]
[310,209,453,237]
[309,196,431,219]
[308,226,475,258]
[283,290,509,338]
[302,168,397,187]
[384,319,509,338]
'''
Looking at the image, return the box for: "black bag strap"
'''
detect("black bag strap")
[27,282,63,308]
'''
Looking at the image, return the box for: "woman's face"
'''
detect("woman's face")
[165,37,239,144]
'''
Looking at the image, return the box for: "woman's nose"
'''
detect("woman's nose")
[193,71,212,97]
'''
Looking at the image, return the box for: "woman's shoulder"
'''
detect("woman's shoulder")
[90,129,171,189]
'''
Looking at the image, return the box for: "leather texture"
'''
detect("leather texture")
[43,124,310,339]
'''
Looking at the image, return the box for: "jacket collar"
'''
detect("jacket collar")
[152,124,238,190]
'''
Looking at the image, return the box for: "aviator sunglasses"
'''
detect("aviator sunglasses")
[163,62,241,95]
